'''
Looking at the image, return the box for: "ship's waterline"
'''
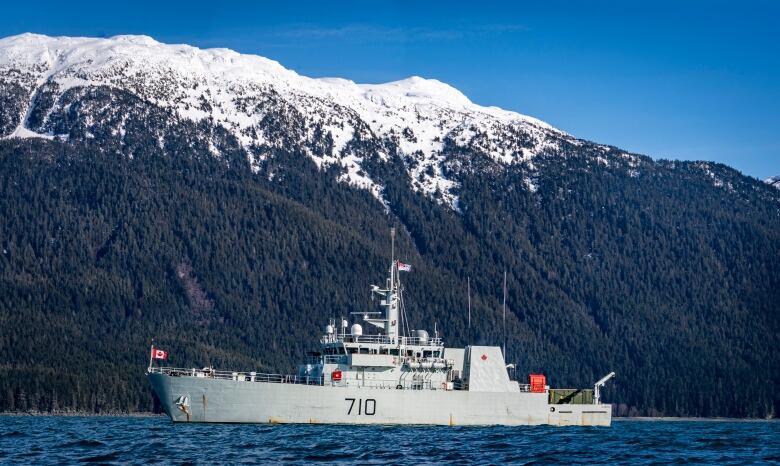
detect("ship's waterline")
[148,372,610,426]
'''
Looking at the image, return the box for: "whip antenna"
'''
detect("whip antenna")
[467,276,471,343]
[502,270,507,358]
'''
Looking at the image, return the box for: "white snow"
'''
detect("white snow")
[697,162,727,189]
[8,126,54,140]
[0,33,574,209]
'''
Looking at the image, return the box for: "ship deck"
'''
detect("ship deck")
[147,366,534,391]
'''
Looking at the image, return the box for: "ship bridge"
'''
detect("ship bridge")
[296,230,515,392]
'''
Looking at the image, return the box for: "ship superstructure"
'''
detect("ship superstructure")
[147,232,614,426]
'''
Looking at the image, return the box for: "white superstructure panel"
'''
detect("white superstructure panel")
[465,346,518,392]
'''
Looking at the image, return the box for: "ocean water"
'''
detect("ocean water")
[0,416,778,465]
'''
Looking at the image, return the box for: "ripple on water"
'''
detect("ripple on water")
[57,439,106,449]
[77,452,121,463]
[0,416,777,465]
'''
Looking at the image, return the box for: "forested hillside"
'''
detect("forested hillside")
[0,136,778,417]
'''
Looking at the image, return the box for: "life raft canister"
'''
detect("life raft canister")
[331,370,342,381]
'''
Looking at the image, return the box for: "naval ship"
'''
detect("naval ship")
[148,234,615,426]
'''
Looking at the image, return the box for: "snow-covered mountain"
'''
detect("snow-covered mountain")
[765,176,780,190]
[0,33,728,210]
[0,33,643,208]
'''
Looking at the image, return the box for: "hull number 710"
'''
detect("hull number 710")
[345,398,376,415]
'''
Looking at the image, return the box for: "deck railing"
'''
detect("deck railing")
[320,334,443,346]
[148,366,324,385]
[149,366,534,392]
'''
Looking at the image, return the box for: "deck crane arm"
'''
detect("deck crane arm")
[593,371,616,405]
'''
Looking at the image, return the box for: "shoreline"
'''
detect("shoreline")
[612,416,778,422]
[0,412,775,421]
[615,416,777,422]
[0,411,163,417]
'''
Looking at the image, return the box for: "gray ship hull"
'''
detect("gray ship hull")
[148,373,612,426]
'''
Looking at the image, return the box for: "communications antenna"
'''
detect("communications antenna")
[467,276,472,342]
[502,270,507,358]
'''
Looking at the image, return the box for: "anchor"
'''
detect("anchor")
[174,395,191,422]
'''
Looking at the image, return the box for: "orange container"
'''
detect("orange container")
[529,374,546,393]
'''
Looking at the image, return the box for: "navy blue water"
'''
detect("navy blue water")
[0,416,778,465]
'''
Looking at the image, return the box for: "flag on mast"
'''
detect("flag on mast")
[396,261,412,272]
[151,348,168,360]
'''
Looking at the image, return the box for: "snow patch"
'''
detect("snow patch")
[764,175,780,190]
[697,163,725,188]
[8,126,55,140]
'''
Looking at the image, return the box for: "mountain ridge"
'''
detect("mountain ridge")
[1,33,623,210]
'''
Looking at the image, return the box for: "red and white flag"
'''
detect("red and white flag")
[151,348,168,360]
[397,261,412,272]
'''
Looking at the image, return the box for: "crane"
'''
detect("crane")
[594,372,616,405]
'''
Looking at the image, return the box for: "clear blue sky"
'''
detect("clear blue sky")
[3,0,778,178]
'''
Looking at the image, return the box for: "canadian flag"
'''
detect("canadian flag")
[397,261,412,272]
[151,348,168,360]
